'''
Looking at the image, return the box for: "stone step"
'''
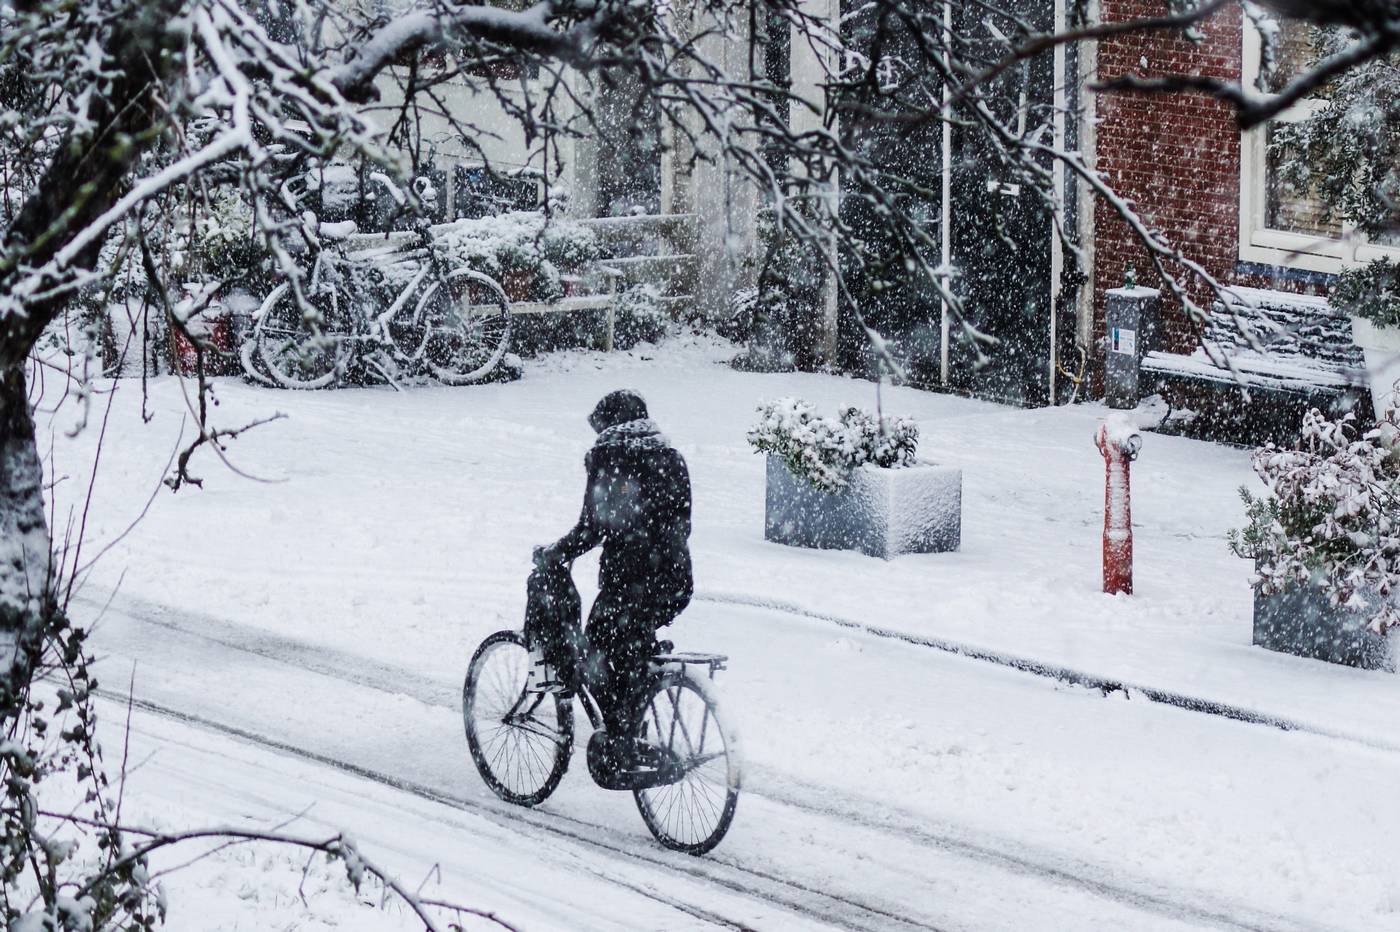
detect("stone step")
[600,254,698,298]
[578,213,698,255]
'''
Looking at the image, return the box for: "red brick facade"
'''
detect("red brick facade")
[1092,1,1245,356]
[1089,0,1328,376]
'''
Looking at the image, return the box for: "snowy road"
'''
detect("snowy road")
[44,339,1400,928]
[85,592,1389,931]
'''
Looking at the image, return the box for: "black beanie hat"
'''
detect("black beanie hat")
[588,389,649,432]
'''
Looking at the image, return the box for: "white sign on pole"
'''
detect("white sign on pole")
[1111,327,1136,356]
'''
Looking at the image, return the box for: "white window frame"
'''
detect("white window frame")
[1238,17,1400,273]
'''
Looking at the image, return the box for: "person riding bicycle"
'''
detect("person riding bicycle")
[533,389,693,772]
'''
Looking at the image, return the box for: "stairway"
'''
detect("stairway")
[577,213,699,318]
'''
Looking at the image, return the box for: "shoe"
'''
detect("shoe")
[525,646,565,694]
[628,741,684,776]
[586,732,685,790]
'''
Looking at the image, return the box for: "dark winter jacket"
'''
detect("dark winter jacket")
[551,413,694,620]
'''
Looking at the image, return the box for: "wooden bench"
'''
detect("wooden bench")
[505,267,623,350]
[1140,287,1369,444]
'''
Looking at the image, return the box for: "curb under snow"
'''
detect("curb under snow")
[695,591,1400,756]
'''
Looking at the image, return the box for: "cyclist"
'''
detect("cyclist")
[533,389,693,772]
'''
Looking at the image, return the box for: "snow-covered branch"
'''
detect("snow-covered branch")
[1096,25,1398,129]
[329,2,581,99]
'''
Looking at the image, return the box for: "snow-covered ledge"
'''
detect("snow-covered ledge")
[764,456,961,560]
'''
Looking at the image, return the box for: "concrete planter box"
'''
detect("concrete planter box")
[1253,577,1395,671]
[764,456,961,559]
[1348,316,1400,419]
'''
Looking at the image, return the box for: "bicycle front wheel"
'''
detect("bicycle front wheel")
[633,672,741,855]
[414,268,512,385]
[255,283,349,389]
[464,630,573,806]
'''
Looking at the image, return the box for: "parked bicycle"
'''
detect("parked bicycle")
[462,625,741,855]
[241,186,512,389]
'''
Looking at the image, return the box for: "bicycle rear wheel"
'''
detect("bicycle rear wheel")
[464,630,573,806]
[633,672,741,855]
[415,268,512,385]
[255,282,349,389]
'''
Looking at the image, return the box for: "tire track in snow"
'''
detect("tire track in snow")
[81,587,1400,757]
[95,689,936,932]
[739,769,1328,932]
[79,592,1316,931]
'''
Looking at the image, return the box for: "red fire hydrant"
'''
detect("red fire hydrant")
[1094,420,1142,595]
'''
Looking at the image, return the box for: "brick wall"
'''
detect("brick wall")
[1092,0,1246,360]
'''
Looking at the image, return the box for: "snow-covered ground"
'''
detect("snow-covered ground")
[40,333,1400,929]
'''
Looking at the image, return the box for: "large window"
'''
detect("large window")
[1239,18,1400,272]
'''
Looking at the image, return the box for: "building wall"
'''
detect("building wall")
[1089,0,1334,386]
[1091,0,1245,356]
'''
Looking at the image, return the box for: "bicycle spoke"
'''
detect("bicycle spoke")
[466,636,568,804]
[634,674,738,852]
[667,686,683,752]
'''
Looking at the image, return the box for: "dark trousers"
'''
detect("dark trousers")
[528,562,688,740]
[585,587,661,736]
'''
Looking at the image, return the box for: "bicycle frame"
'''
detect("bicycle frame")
[250,232,469,360]
[507,650,725,739]
[319,240,435,346]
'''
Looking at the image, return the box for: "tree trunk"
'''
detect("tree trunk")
[0,4,184,369]
[0,365,50,711]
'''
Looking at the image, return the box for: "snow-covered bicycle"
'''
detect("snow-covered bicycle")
[242,211,512,389]
[462,627,741,855]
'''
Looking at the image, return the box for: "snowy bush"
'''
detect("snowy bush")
[613,283,671,348]
[1229,409,1400,635]
[1331,258,1400,329]
[739,209,826,370]
[748,398,918,493]
[188,187,266,285]
[435,210,600,302]
[718,285,760,342]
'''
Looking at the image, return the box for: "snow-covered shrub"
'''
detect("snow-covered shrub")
[190,187,263,281]
[1229,409,1400,634]
[732,208,825,371]
[612,283,670,349]
[717,285,759,342]
[435,210,600,302]
[1331,258,1400,328]
[748,397,918,493]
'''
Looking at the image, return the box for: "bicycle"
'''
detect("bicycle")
[242,216,513,389]
[462,626,741,855]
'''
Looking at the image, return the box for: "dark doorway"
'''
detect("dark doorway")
[832,0,1059,404]
[835,3,944,384]
[596,73,662,217]
[946,0,1057,405]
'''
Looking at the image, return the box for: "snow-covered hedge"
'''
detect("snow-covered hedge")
[1331,257,1400,328]
[1230,409,1400,635]
[434,210,600,302]
[748,397,918,493]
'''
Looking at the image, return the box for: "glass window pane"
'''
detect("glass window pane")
[1265,125,1344,238]
[1263,21,1322,93]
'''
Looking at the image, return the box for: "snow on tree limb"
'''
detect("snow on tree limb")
[1096,26,1398,130]
[328,3,578,100]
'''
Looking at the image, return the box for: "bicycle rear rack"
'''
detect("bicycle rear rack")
[651,651,728,678]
